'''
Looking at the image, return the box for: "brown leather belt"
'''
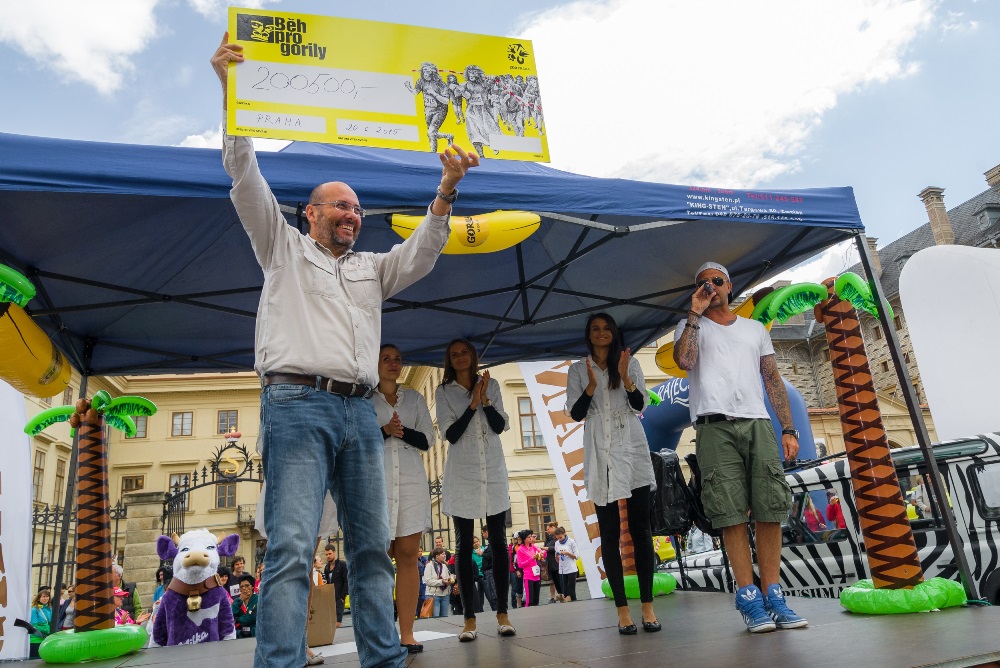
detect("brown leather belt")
[263,373,374,398]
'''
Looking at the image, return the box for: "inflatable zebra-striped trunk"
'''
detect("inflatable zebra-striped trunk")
[815,278,924,590]
[69,399,116,630]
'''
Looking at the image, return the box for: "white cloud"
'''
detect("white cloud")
[764,240,860,288]
[940,11,979,34]
[518,0,936,187]
[0,1,161,94]
[186,0,274,19]
[176,125,290,152]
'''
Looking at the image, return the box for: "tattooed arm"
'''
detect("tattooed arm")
[673,314,703,370]
[760,354,799,459]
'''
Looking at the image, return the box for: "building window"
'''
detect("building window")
[122,475,145,497]
[894,315,903,330]
[126,415,148,439]
[217,410,238,434]
[791,363,799,375]
[53,459,67,506]
[823,349,831,361]
[62,387,74,406]
[913,383,921,402]
[171,411,193,437]
[169,473,189,511]
[880,361,890,373]
[40,394,51,406]
[518,397,546,449]
[872,325,883,341]
[33,451,46,503]
[216,483,236,509]
[527,495,556,537]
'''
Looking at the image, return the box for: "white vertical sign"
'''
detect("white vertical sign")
[519,360,605,599]
[0,380,32,659]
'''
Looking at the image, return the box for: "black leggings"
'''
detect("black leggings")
[454,513,509,619]
[524,579,542,606]
[561,572,578,600]
[594,486,655,606]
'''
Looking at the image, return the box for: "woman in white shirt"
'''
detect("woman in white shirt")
[372,343,434,654]
[436,338,516,642]
[553,527,579,601]
[566,313,660,634]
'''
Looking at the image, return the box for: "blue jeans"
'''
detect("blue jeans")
[433,594,450,617]
[255,385,404,668]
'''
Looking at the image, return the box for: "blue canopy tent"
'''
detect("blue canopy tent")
[0,132,864,374]
[3,132,979,601]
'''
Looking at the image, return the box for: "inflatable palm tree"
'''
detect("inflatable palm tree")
[753,274,923,590]
[25,390,156,659]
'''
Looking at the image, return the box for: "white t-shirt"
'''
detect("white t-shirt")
[674,316,773,422]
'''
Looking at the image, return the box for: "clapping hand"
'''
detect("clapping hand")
[584,358,597,396]
[384,412,404,438]
[617,348,632,387]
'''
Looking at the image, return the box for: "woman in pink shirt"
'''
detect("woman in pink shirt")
[514,529,545,606]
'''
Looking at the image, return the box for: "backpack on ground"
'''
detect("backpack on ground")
[684,452,723,538]
[650,449,693,536]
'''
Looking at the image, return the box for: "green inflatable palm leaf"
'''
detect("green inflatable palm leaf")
[105,396,157,418]
[104,414,137,438]
[24,405,75,435]
[834,272,894,320]
[754,283,826,325]
[647,390,661,406]
[0,263,36,308]
[91,390,112,412]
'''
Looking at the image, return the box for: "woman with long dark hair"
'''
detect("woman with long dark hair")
[566,313,660,634]
[436,338,515,642]
[373,343,434,654]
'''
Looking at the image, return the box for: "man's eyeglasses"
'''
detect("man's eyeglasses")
[313,200,366,218]
[697,277,726,288]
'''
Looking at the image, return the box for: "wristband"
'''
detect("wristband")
[436,187,459,204]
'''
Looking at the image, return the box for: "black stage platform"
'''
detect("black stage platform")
[20,591,1000,667]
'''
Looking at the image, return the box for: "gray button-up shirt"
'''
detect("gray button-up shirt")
[223,130,450,385]
[566,356,655,506]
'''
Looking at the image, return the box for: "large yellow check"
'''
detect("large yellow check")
[226,8,549,162]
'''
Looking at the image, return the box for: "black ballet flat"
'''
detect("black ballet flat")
[642,620,662,632]
[618,624,638,635]
[401,643,424,654]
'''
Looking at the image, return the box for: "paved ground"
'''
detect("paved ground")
[20,590,1000,667]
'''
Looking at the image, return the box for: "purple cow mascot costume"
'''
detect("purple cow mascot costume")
[153,529,240,646]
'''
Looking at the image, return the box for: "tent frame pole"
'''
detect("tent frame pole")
[854,233,979,600]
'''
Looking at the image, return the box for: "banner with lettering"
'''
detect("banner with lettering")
[226,7,549,162]
[0,380,32,659]
[519,360,605,599]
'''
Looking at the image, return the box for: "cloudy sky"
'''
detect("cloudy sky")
[1,0,995,284]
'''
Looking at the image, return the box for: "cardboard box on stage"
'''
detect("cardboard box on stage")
[306,582,337,648]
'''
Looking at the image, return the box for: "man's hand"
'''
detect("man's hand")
[691,282,713,314]
[431,144,480,215]
[211,32,244,104]
[781,433,799,460]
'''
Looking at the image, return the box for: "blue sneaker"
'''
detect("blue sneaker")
[764,584,808,629]
[735,584,776,633]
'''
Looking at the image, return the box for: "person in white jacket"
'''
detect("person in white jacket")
[372,344,434,654]
[436,338,516,642]
[422,548,455,618]
[566,313,659,635]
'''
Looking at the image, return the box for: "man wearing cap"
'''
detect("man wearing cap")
[674,262,807,633]
[211,34,479,668]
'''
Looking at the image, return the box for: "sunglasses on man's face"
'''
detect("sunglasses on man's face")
[697,277,726,288]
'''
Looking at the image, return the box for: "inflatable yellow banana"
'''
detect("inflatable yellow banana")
[389,210,540,254]
[655,297,770,378]
[0,264,71,398]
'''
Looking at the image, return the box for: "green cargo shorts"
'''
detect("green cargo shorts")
[695,417,792,527]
